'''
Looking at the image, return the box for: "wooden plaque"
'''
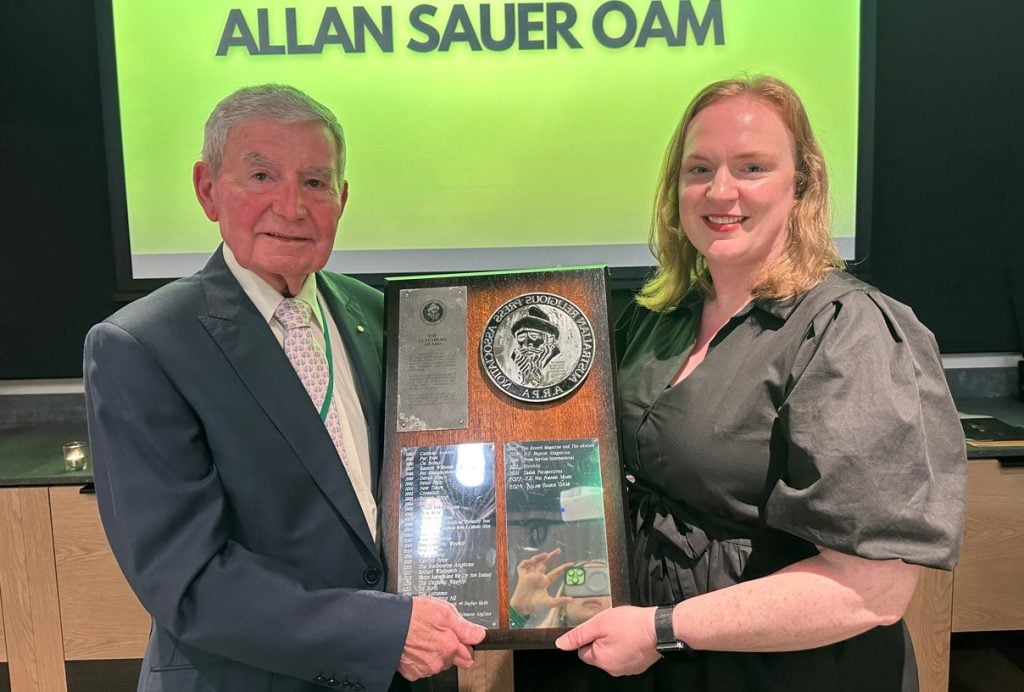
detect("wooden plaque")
[381,266,632,648]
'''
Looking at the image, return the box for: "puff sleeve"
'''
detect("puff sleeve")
[764,291,967,570]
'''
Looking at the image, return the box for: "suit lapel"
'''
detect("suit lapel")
[317,275,384,495]
[196,249,378,557]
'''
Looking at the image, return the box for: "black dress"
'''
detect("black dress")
[516,272,966,692]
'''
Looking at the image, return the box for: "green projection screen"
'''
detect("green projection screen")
[97,1,872,284]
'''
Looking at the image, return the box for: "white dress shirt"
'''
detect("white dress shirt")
[223,245,378,540]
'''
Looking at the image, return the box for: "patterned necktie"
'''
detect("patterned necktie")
[274,298,348,466]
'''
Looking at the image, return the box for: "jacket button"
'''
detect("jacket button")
[314,675,327,684]
[363,567,381,586]
[327,678,339,687]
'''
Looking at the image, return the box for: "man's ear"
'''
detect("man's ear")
[339,180,349,216]
[193,161,219,222]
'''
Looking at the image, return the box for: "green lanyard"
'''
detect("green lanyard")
[315,297,335,422]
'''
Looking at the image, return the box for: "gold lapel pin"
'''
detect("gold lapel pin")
[356,324,365,333]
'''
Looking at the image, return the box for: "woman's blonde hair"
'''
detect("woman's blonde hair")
[637,75,844,311]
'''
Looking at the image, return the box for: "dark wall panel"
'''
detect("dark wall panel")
[0,1,119,378]
[868,0,1024,352]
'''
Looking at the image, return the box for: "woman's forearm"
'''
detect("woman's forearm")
[671,548,920,653]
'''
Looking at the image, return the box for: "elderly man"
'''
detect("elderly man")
[84,84,484,692]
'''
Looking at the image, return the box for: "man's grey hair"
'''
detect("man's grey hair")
[202,84,346,180]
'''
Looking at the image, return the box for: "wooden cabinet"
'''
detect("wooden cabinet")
[0,585,6,663]
[0,488,66,692]
[0,487,149,692]
[904,459,1024,692]
[0,576,7,663]
[951,460,1024,632]
[905,567,955,692]
[50,487,150,661]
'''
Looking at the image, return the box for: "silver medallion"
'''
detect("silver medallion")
[480,293,595,402]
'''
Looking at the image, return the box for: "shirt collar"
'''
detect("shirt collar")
[748,273,844,321]
[222,244,322,329]
[749,294,803,321]
[677,285,805,328]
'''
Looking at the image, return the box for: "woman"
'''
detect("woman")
[553,76,966,691]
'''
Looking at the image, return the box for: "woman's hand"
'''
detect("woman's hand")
[554,606,662,676]
[509,548,574,616]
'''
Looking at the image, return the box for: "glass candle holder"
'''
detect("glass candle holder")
[63,441,88,472]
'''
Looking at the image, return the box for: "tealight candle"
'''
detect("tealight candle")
[63,441,88,472]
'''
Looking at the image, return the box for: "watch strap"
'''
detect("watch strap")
[654,605,696,655]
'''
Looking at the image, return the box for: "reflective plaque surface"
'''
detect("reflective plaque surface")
[397,286,468,431]
[504,438,611,628]
[397,443,499,627]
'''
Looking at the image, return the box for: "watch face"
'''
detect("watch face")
[656,640,682,652]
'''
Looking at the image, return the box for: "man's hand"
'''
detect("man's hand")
[554,606,661,677]
[398,596,487,680]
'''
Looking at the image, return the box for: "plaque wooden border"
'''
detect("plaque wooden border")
[381,266,633,649]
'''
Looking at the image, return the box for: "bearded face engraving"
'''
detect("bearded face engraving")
[480,292,595,403]
[510,307,561,385]
[511,328,561,385]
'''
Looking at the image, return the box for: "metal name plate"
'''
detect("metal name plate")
[397,286,468,431]
[397,443,499,628]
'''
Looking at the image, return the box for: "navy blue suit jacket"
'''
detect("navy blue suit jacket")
[85,247,412,691]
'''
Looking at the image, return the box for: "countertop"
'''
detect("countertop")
[0,422,92,486]
[957,397,1024,460]
[2,399,1022,486]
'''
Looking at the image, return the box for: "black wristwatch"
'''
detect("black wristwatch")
[654,605,696,655]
